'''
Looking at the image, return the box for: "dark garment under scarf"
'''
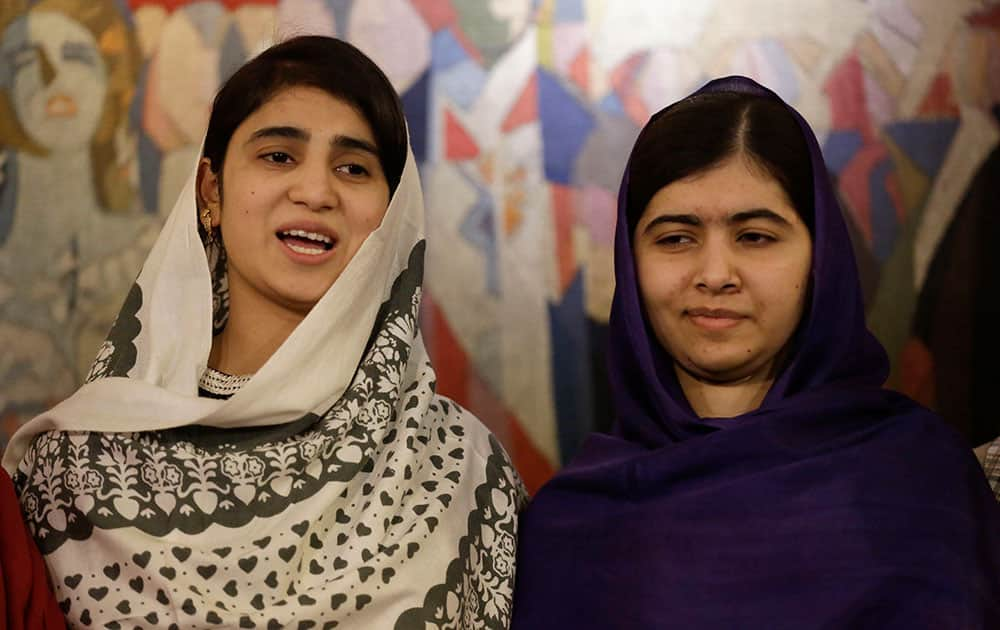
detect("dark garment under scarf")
[511,77,1000,629]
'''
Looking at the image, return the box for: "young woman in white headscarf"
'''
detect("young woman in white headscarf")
[2,35,524,629]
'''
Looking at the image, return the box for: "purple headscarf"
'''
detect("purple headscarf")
[511,77,1000,628]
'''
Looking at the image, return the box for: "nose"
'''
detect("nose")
[287,158,337,212]
[695,237,740,294]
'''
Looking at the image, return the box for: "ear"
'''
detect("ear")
[196,157,221,226]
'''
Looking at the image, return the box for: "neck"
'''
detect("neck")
[19,147,98,209]
[675,365,773,418]
[208,286,306,376]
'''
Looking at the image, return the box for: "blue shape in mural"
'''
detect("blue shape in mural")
[130,65,160,215]
[597,91,626,117]
[757,38,800,104]
[548,270,594,463]
[401,69,430,164]
[823,130,863,174]
[869,159,899,263]
[185,2,225,45]
[137,134,161,216]
[458,176,500,296]
[0,151,17,245]
[555,0,585,21]
[219,22,247,84]
[432,28,471,71]
[538,68,594,184]
[437,59,487,110]
[327,0,354,39]
[883,119,959,179]
[112,0,132,25]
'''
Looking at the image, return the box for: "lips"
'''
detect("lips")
[45,93,78,118]
[685,307,747,330]
[687,307,745,319]
[275,223,338,262]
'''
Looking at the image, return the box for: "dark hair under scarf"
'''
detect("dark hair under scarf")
[610,76,891,447]
[201,36,407,196]
[511,77,1000,628]
[626,90,815,238]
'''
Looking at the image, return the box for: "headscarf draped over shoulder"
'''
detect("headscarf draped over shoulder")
[5,119,524,626]
[512,76,1000,628]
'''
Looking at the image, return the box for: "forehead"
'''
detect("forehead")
[644,157,800,221]
[237,86,375,141]
[2,11,95,55]
[31,11,94,49]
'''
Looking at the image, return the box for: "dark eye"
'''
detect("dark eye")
[738,231,775,245]
[262,152,293,164]
[62,42,97,67]
[655,234,693,247]
[336,163,369,177]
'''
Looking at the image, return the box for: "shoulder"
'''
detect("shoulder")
[862,397,998,508]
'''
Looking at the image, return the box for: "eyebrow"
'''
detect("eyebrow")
[333,134,380,157]
[247,126,308,143]
[641,207,793,235]
[5,43,33,56]
[62,41,97,65]
[246,126,380,157]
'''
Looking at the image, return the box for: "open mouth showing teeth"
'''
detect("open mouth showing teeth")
[277,229,335,255]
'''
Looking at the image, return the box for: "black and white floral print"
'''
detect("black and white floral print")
[395,435,527,630]
[207,239,229,335]
[20,245,428,543]
[85,281,142,383]
[8,131,524,627]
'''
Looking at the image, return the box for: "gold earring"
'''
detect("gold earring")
[201,207,215,244]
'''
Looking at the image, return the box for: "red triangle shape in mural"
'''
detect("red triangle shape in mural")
[410,0,457,29]
[445,109,479,160]
[917,73,960,118]
[501,74,538,133]
[568,47,590,95]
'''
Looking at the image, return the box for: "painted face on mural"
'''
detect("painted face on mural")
[198,86,391,317]
[633,155,812,384]
[2,10,108,151]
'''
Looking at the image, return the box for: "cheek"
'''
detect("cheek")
[635,258,689,318]
[363,210,383,232]
[357,192,391,233]
[761,261,811,326]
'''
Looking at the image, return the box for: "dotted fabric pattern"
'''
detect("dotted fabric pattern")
[17,243,526,627]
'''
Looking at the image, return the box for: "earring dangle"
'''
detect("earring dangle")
[201,207,215,244]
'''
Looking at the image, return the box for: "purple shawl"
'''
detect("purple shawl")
[511,77,1000,628]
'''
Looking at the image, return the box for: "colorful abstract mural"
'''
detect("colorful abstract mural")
[1,0,998,492]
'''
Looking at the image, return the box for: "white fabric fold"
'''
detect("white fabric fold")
[6,128,524,628]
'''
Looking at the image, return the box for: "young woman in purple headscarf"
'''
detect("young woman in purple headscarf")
[511,77,1000,628]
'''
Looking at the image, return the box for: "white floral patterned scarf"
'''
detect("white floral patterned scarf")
[3,142,525,629]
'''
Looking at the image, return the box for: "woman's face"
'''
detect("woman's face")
[198,86,391,316]
[633,155,812,384]
[3,10,108,150]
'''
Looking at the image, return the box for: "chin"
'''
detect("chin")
[277,277,339,305]
[268,288,325,315]
[288,293,326,312]
[682,355,763,383]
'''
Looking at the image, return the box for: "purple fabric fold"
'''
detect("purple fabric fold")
[511,76,1000,628]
